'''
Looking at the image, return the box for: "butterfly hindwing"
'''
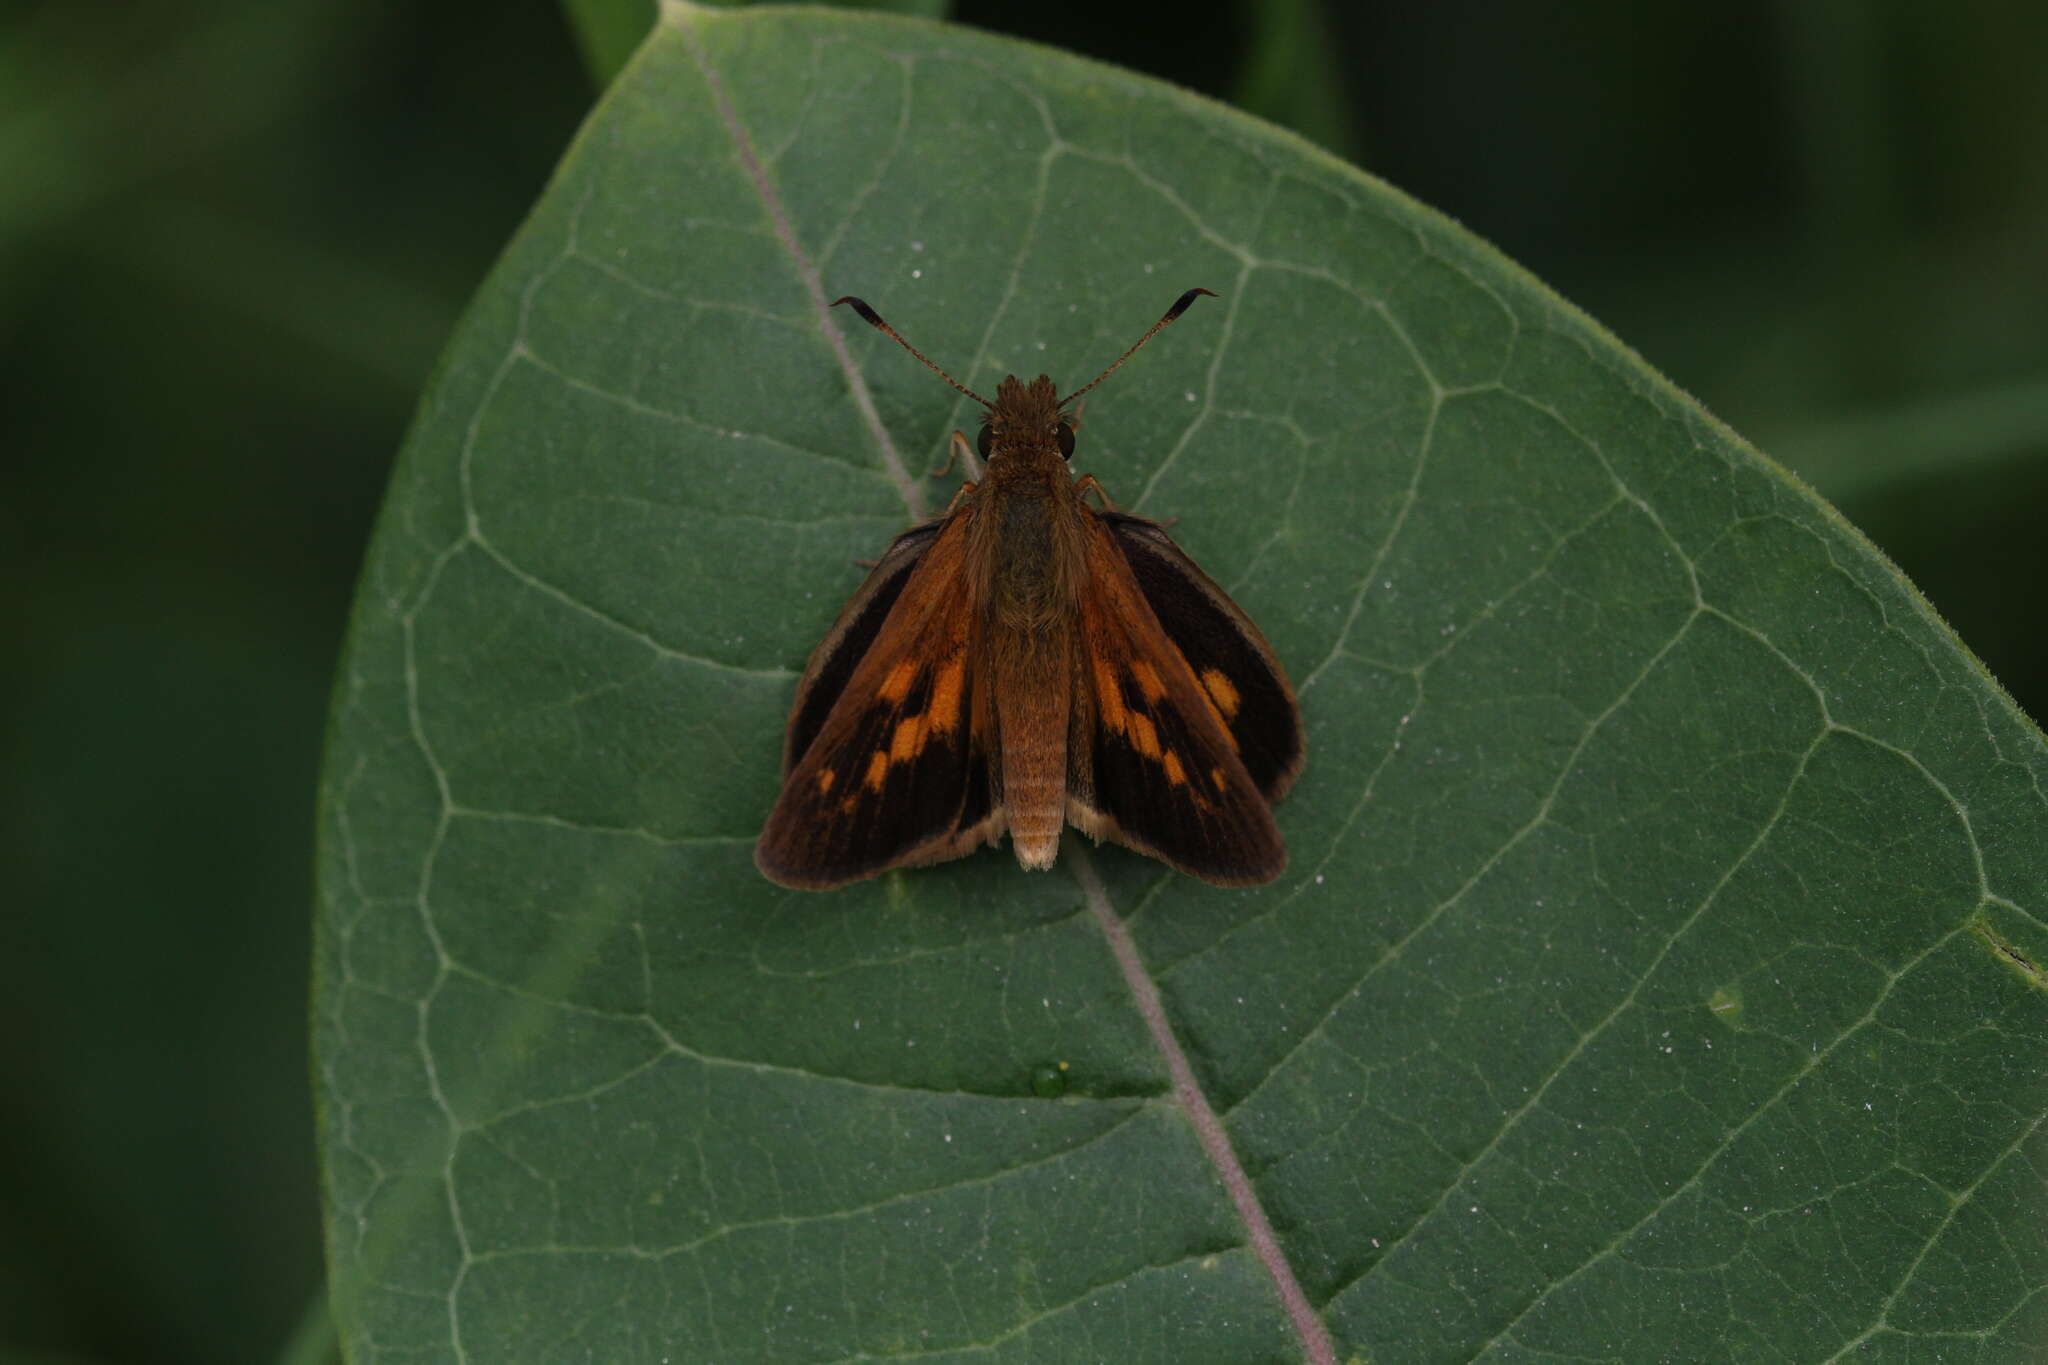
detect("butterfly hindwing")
[1099,512,1304,800]
[1069,513,1288,885]
[756,511,1000,889]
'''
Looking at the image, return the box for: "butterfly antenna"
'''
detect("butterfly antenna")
[1059,288,1216,406]
[832,297,992,408]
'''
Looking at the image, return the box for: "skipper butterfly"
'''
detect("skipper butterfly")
[756,290,1303,889]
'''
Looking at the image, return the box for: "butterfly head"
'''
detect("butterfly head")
[830,288,1215,467]
[978,375,1076,463]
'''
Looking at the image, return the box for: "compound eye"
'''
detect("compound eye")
[1056,422,1076,459]
[975,426,994,459]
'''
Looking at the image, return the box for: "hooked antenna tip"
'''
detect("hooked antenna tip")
[831,295,883,328]
[1165,288,1218,321]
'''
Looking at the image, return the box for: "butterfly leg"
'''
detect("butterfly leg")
[941,479,979,515]
[930,430,983,480]
[1073,474,1120,512]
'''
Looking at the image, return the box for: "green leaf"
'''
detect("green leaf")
[314,3,2048,1359]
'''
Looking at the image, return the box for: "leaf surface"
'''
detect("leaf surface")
[314,5,2048,1359]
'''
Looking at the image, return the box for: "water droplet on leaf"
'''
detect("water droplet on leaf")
[1028,1062,1068,1098]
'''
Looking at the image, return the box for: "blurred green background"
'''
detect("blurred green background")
[6,1,2046,1360]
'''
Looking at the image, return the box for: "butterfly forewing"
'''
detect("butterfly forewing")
[756,511,1000,889]
[1100,513,1304,799]
[1067,513,1289,885]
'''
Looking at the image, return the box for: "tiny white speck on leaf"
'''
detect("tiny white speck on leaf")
[911,268,922,279]
[911,240,925,252]
[1183,391,1196,402]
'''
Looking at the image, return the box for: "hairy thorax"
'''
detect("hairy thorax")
[986,474,1081,636]
[971,374,1075,628]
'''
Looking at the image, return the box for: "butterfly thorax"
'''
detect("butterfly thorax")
[977,375,1085,627]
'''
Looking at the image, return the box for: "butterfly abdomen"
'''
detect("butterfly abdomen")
[983,476,1088,871]
[993,631,1070,870]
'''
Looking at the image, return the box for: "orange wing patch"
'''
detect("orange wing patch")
[871,650,966,777]
[877,657,919,702]
[1200,668,1240,718]
[1094,652,1176,760]
[929,655,966,733]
